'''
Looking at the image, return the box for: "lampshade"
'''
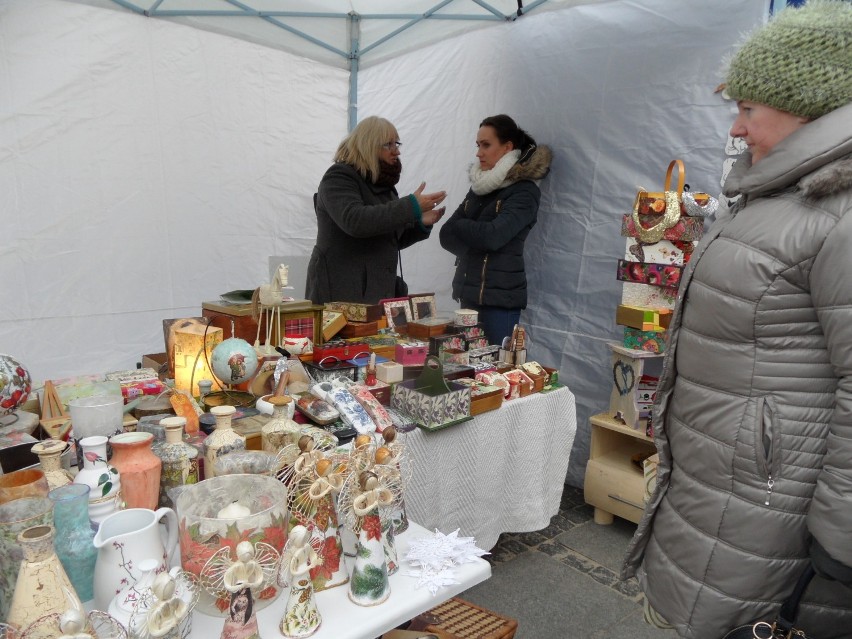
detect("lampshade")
[173,325,223,396]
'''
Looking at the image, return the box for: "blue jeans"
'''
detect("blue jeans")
[462,303,521,348]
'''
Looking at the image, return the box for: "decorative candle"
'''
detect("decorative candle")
[217,501,251,519]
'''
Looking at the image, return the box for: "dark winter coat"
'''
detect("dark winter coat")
[439,146,552,309]
[623,102,852,639]
[305,162,430,304]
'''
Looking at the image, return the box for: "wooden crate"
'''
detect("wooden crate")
[409,597,517,639]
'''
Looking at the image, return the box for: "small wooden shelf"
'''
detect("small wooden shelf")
[585,412,656,525]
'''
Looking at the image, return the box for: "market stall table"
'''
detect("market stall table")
[187,520,491,639]
[403,385,576,550]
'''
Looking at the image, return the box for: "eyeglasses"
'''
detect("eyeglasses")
[381,141,402,151]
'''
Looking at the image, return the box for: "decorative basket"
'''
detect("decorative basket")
[409,597,518,639]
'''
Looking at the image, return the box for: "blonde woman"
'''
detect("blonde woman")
[306,116,446,304]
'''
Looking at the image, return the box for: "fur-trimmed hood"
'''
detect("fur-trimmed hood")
[800,154,852,199]
[506,145,552,182]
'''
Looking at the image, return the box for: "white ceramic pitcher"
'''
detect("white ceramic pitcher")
[92,507,178,610]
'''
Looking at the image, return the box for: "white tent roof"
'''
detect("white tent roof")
[68,0,608,69]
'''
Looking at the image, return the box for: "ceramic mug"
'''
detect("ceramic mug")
[281,336,312,355]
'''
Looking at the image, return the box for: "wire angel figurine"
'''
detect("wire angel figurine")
[337,470,396,606]
[276,433,337,489]
[276,525,322,638]
[127,566,199,639]
[199,541,280,639]
[11,609,126,639]
[377,425,411,535]
[287,454,349,592]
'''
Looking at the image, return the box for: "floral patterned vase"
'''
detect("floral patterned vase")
[152,416,200,508]
[262,396,300,454]
[0,496,54,620]
[109,431,162,510]
[73,435,121,526]
[7,525,84,629]
[49,483,98,602]
[347,512,390,606]
[32,440,74,490]
[203,405,246,479]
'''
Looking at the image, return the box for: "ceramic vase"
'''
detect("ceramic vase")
[92,507,178,611]
[0,468,49,505]
[74,435,121,526]
[203,405,246,478]
[7,525,84,629]
[32,440,74,490]
[261,396,299,453]
[348,512,390,606]
[0,496,54,620]
[49,483,98,602]
[110,431,162,510]
[152,417,200,508]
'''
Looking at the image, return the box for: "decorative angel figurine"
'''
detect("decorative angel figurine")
[287,456,348,591]
[277,525,322,638]
[10,609,126,639]
[337,470,395,606]
[378,425,410,534]
[199,541,280,639]
[127,567,199,639]
[276,434,335,488]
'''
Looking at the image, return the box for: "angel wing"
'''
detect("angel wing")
[19,611,127,639]
[198,545,235,598]
[127,570,200,639]
[252,541,282,588]
[0,624,17,639]
[86,612,127,639]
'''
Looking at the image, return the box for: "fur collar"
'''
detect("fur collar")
[468,145,553,195]
[799,154,852,199]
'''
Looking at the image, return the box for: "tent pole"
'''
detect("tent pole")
[348,12,361,131]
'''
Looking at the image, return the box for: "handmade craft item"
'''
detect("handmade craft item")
[72,435,122,525]
[109,431,162,510]
[277,525,322,638]
[152,417,200,508]
[262,396,300,453]
[7,525,84,629]
[31,440,74,490]
[200,540,280,639]
[616,259,683,289]
[11,608,127,639]
[49,483,98,602]
[203,405,246,479]
[92,507,179,611]
[122,559,199,639]
[378,426,409,534]
[0,469,49,506]
[337,470,394,606]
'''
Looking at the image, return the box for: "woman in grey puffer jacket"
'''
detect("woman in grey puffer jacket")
[623,3,852,638]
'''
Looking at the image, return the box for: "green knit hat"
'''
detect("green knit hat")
[725,0,852,119]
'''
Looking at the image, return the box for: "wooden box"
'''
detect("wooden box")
[455,379,503,416]
[322,310,347,341]
[391,357,471,431]
[338,320,380,338]
[325,301,383,323]
[407,319,452,340]
[396,341,429,366]
[202,300,324,347]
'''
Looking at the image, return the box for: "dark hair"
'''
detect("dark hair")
[479,114,537,162]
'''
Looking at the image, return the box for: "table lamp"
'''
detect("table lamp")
[173,325,223,397]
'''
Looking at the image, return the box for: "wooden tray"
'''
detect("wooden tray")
[409,597,517,639]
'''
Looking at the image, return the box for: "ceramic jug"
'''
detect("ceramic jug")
[74,435,122,526]
[92,507,178,610]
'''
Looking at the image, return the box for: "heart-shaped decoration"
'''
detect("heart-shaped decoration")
[613,360,635,397]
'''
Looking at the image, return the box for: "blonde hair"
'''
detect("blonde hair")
[334,116,399,183]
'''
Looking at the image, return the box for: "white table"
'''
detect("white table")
[188,521,491,639]
[402,386,577,550]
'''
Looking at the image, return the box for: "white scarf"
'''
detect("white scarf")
[469,149,521,195]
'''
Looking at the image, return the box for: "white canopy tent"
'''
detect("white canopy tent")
[1,0,768,485]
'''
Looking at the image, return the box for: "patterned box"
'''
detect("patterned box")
[429,333,466,357]
[395,341,429,366]
[623,327,667,353]
[390,357,471,431]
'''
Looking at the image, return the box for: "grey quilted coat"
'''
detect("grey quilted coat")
[623,102,852,639]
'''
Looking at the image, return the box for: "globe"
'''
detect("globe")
[211,338,259,386]
[0,353,32,416]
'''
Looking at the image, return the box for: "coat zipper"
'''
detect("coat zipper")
[478,255,489,304]
[756,396,777,506]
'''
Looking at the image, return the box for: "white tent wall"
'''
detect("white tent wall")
[0,0,347,381]
[357,0,766,486]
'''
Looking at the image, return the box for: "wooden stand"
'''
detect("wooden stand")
[39,380,71,439]
[584,412,656,525]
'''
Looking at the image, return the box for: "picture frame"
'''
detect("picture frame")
[379,296,413,333]
[409,292,437,321]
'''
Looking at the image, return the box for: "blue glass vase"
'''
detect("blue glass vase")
[49,483,97,602]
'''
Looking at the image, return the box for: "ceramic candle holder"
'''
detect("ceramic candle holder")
[175,474,288,615]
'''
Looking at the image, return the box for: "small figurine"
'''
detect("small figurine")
[337,470,395,606]
[128,567,199,639]
[277,526,322,638]
[199,541,279,639]
[11,609,126,639]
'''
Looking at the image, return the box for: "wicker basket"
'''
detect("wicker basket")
[408,597,518,639]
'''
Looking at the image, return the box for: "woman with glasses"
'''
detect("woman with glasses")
[439,114,551,347]
[306,116,447,305]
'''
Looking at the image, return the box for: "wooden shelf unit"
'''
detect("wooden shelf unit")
[584,412,656,525]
